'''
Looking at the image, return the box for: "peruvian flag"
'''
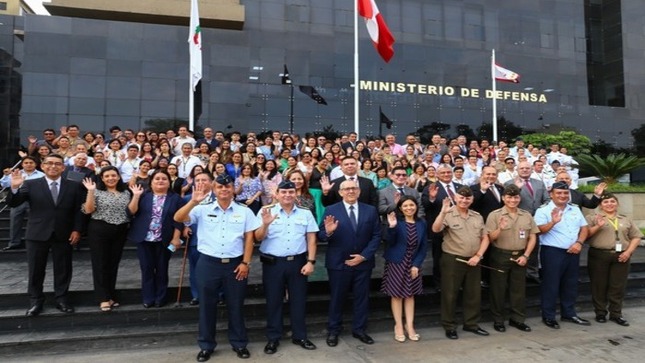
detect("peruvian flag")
[493,63,520,83]
[188,0,202,92]
[358,0,395,63]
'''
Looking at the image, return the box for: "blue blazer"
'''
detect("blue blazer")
[318,202,381,271]
[383,219,428,268]
[127,191,186,244]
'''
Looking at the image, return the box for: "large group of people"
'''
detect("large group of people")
[1,124,642,361]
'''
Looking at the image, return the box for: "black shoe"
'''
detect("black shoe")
[55,302,75,313]
[463,326,489,336]
[26,303,43,317]
[509,320,531,332]
[352,332,374,344]
[196,350,212,362]
[232,347,250,359]
[561,316,591,326]
[292,339,316,350]
[155,301,166,308]
[480,281,490,288]
[142,303,153,309]
[595,315,607,323]
[493,322,506,332]
[445,330,458,339]
[264,341,279,354]
[543,318,560,329]
[610,316,630,327]
[326,334,338,347]
[190,299,199,306]
[526,275,541,284]
[2,245,24,251]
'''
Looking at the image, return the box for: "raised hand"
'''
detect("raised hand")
[393,191,401,205]
[60,126,68,135]
[513,177,524,189]
[479,179,491,191]
[387,211,397,228]
[428,182,439,200]
[551,208,563,224]
[82,177,96,191]
[190,182,209,203]
[320,175,334,193]
[440,197,451,214]
[129,183,144,197]
[499,215,509,230]
[323,215,338,235]
[10,169,25,190]
[27,135,38,144]
[594,214,606,227]
[594,182,607,196]
[260,207,278,226]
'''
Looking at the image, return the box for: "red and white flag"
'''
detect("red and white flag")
[358,0,395,63]
[188,0,202,92]
[493,63,520,83]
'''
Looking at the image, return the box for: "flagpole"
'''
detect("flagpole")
[189,80,194,131]
[491,48,498,142]
[354,0,360,135]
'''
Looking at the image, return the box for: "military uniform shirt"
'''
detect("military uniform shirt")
[534,201,587,248]
[486,207,539,250]
[585,213,643,250]
[441,207,485,257]
[258,205,319,256]
[188,201,261,258]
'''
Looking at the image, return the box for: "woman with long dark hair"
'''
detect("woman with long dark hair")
[81,167,132,311]
[235,163,263,214]
[260,159,282,205]
[287,169,316,219]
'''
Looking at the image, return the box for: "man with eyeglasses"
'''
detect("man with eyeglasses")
[319,179,381,347]
[378,166,424,220]
[27,129,57,155]
[497,157,518,185]
[8,154,85,316]
[321,157,378,207]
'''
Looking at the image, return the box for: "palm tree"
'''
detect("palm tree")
[576,153,645,184]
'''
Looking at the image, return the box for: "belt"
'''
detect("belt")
[492,246,524,256]
[590,247,619,253]
[203,254,243,264]
[266,252,306,261]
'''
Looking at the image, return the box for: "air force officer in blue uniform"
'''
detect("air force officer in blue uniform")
[318,179,381,347]
[254,180,319,354]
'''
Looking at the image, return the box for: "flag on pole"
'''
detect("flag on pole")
[493,63,520,83]
[299,85,328,105]
[188,0,202,92]
[358,0,395,63]
[379,106,393,129]
[281,64,292,85]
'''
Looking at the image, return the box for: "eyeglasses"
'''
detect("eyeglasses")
[137,134,146,138]
[341,187,358,191]
[393,173,407,177]
[43,132,55,135]
[506,161,515,165]
[43,161,64,166]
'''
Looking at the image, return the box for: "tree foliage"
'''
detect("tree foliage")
[477,116,527,142]
[414,122,451,144]
[576,153,645,184]
[632,125,645,157]
[521,131,591,156]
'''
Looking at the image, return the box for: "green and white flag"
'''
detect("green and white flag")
[188,0,202,92]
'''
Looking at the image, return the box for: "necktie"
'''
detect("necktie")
[50,181,59,204]
[398,187,405,195]
[348,176,355,181]
[525,179,534,197]
[349,205,358,231]
[446,184,455,201]
[490,185,500,202]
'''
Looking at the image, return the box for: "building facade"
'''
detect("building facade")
[0,0,644,166]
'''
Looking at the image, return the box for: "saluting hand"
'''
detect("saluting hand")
[82,177,96,191]
[323,215,338,235]
[260,207,278,226]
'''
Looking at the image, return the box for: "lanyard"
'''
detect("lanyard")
[606,215,620,239]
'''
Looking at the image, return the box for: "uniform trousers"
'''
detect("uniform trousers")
[588,247,630,318]
[197,254,248,351]
[136,241,171,305]
[26,234,73,305]
[489,247,527,323]
[262,253,308,341]
[440,253,482,330]
[540,245,579,320]
[327,268,372,335]
[87,220,127,303]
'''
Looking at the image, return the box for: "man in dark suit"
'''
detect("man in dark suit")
[421,164,463,289]
[554,172,605,210]
[378,166,424,219]
[471,166,505,221]
[321,156,378,207]
[62,153,95,182]
[318,179,381,347]
[341,132,358,153]
[9,154,85,316]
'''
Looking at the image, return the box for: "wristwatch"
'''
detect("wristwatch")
[307,259,316,265]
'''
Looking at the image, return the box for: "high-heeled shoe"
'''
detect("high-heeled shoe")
[405,325,420,341]
[394,327,406,342]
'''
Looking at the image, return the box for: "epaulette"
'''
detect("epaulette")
[469,209,482,216]
[261,203,277,209]
[235,201,248,207]
[567,202,579,208]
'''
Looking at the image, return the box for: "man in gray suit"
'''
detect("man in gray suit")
[505,161,549,283]
[378,166,424,219]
